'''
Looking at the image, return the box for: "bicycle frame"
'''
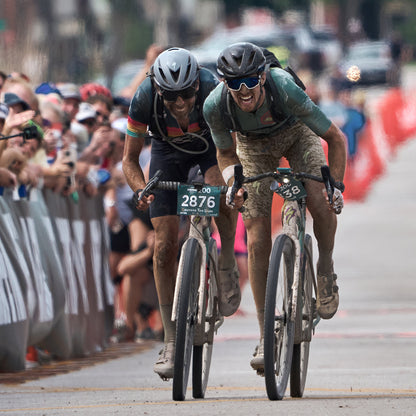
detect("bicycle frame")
[281,199,306,325]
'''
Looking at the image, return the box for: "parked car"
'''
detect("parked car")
[337,41,398,86]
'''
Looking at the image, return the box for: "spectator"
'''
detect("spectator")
[2,92,31,113]
[86,94,113,127]
[75,102,98,141]
[107,119,160,343]
[57,83,82,121]
[56,82,89,154]
[2,76,41,125]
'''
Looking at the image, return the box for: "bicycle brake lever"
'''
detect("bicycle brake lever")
[230,164,247,213]
[140,169,163,200]
[320,165,334,204]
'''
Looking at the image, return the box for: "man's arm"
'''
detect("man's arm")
[216,136,240,185]
[321,122,347,183]
[122,134,146,192]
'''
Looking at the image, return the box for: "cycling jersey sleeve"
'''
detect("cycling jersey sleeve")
[127,77,153,138]
[203,83,234,149]
[270,68,331,136]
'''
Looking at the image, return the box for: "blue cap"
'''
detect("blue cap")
[35,82,62,96]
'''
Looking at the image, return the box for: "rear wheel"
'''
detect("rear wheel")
[264,234,295,400]
[192,238,219,398]
[173,238,201,401]
[290,234,314,397]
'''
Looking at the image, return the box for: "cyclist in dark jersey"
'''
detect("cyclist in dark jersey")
[203,42,347,374]
[122,48,240,380]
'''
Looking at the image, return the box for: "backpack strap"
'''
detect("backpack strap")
[220,83,241,132]
[149,80,168,137]
[264,71,287,123]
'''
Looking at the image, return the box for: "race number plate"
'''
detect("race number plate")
[271,178,307,201]
[177,184,221,216]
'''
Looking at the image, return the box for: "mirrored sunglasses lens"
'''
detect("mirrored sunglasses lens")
[227,77,259,91]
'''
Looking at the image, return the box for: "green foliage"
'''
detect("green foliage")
[107,0,154,60]
[123,20,154,59]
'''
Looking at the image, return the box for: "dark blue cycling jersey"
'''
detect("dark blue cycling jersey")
[127,68,220,219]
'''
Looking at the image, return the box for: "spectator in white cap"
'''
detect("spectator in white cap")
[75,102,97,141]
[57,83,82,121]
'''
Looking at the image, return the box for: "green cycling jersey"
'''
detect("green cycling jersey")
[203,67,332,149]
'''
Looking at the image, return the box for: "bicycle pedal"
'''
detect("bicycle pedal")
[256,368,265,377]
[158,375,171,382]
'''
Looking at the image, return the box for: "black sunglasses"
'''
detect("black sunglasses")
[160,85,196,102]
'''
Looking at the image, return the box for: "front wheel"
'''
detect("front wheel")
[290,234,314,397]
[173,238,201,401]
[192,238,218,398]
[264,234,295,400]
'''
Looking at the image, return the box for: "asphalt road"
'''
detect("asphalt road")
[2,136,416,415]
[2,75,416,414]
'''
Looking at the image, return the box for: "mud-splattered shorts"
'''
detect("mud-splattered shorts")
[237,121,327,219]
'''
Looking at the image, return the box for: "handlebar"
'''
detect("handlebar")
[136,169,228,203]
[229,164,343,205]
[135,165,344,209]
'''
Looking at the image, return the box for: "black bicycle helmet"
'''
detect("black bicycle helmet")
[217,42,266,79]
[151,47,199,91]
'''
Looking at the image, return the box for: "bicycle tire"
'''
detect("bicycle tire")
[173,237,201,401]
[264,234,295,400]
[290,234,314,397]
[192,238,218,399]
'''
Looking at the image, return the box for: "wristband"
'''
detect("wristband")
[222,164,238,185]
[335,182,345,193]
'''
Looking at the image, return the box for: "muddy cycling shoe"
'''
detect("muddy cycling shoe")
[217,261,241,317]
[153,342,175,380]
[250,338,264,375]
[317,273,339,319]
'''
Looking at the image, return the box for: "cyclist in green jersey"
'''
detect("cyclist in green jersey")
[203,42,347,373]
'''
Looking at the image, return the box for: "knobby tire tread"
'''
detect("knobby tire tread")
[264,234,295,400]
[290,234,313,397]
[172,238,200,401]
[192,238,218,398]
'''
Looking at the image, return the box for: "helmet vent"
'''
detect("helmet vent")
[248,51,256,65]
[171,69,180,83]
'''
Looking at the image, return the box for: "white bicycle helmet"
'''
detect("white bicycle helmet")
[152,47,199,91]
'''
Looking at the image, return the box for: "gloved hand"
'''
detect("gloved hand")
[331,187,344,214]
